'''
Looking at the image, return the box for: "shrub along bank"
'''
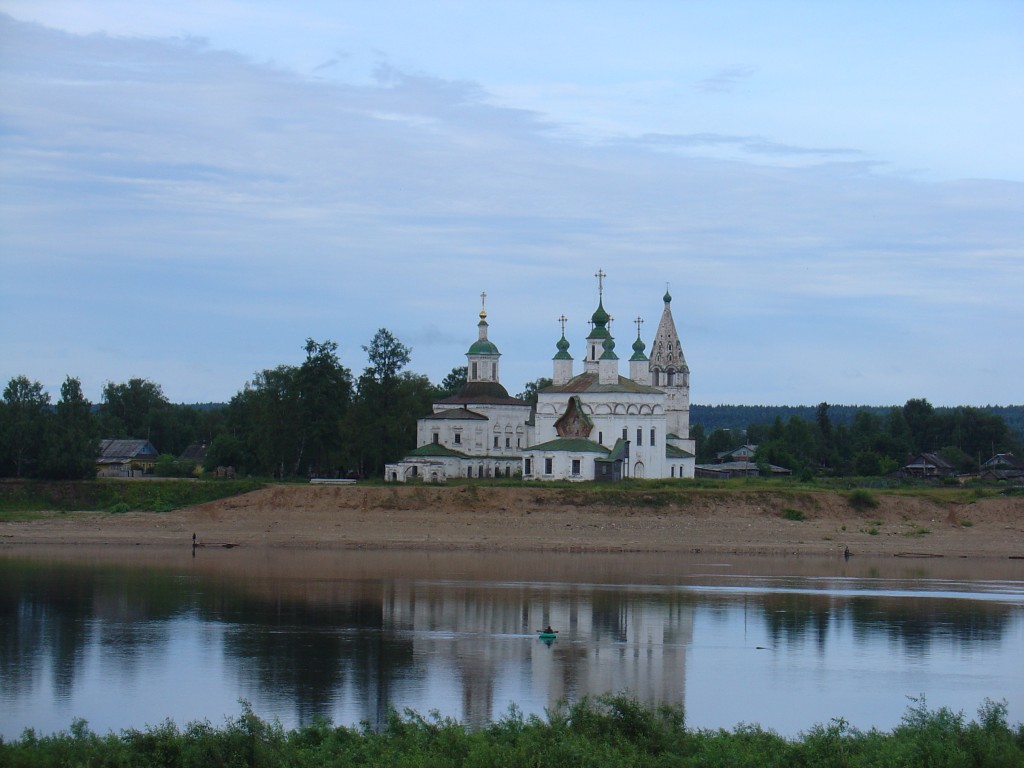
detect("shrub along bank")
[2,696,1021,768]
[0,478,263,517]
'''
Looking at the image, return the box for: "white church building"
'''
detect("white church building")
[385,273,695,483]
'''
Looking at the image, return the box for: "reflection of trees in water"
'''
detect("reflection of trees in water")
[0,561,417,727]
[215,597,414,726]
[754,592,1013,655]
[0,561,97,701]
[0,560,208,701]
[758,594,834,651]
[847,598,1011,656]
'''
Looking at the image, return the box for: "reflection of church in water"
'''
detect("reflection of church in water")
[381,582,695,728]
[387,271,696,483]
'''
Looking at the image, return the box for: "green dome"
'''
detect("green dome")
[663,289,672,304]
[553,334,572,361]
[467,339,500,356]
[629,334,647,362]
[600,336,618,360]
[591,300,610,326]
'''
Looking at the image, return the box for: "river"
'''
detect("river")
[1,546,1021,739]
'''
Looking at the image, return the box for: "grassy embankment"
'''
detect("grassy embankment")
[1,475,1016,521]
[2,696,1021,767]
[0,478,264,521]
[417,475,1017,512]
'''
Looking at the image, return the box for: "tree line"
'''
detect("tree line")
[691,399,1023,477]
[0,330,467,481]
[3,334,1021,481]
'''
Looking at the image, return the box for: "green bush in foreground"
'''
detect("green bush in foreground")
[2,695,1021,768]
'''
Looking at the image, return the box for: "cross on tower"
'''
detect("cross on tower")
[595,268,606,298]
[635,316,644,338]
[558,314,568,336]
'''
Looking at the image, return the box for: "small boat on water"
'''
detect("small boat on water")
[537,628,558,641]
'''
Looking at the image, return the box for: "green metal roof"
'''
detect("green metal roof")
[665,444,695,459]
[405,444,471,458]
[596,437,629,463]
[467,339,500,355]
[422,407,487,421]
[527,437,609,454]
[541,372,663,395]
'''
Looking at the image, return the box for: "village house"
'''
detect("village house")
[95,439,160,478]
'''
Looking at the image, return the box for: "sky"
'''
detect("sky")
[1,1,1022,408]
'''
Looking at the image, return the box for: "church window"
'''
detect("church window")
[505,437,511,448]
[571,459,581,475]
[544,457,553,475]
[432,433,439,444]
[494,435,499,448]
[671,466,676,478]
[667,369,675,386]
[622,427,628,440]
[524,458,532,475]
[636,428,642,446]
[467,466,473,478]
[598,431,603,445]
[471,362,478,379]
[650,428,656,446]
[517,437,521,448]
[454,432,462,445]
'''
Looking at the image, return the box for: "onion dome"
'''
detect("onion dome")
[600,335,618,360]
[554,333,572,360]
[630,332,648,362]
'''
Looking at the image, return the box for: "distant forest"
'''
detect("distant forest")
[692,403,1024,442]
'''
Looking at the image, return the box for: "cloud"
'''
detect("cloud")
[1,14,1022,407]
[696,66,757,93]
[636,132,864,160]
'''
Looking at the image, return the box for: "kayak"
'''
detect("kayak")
[537,631,558,640]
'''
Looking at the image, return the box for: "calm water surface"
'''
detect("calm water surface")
[1,547,1021,738]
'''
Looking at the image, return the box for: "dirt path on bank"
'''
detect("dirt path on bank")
[2,484,1023,559]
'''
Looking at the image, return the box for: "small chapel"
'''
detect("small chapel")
[385,272,696,483]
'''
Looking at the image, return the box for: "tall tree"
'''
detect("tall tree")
[902,398,936,452]
[516,377,552,405]
[348,329,414,477]
[439,366,467,397]
[41,376,98,480]
[98,378,170,447]
[363,328,411,389]
[0,376,51,478]
[295,338,353,476]
[230,365,302,477]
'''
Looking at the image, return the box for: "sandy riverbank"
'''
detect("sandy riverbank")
[2,484,1023,559]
